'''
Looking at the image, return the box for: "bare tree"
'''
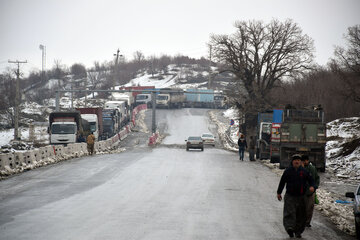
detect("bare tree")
[70,63,87,79]
[52,59,67,80]
[331,25,360,102]
[0,70,16,127]
[210,19,315,113]
[133,51,145,65]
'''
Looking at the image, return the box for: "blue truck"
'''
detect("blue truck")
[184,88,214,108]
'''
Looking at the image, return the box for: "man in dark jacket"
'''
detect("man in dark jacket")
[277,154,315,238]
[237,134,247,161]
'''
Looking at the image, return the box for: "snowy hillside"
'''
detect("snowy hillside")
[326,117,360,180]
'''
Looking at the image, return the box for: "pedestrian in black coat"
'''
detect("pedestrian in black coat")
[237,134,247,161]
[277,154,315,238]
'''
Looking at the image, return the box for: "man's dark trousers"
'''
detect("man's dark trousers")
[283,193,306,235]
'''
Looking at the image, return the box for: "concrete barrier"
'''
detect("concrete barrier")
[148,133,159,146]
[24,151,36,165]
[39,147,47,159]
[33,149,41,162]
[80,143,88,155]
[0,153,12,170]
[45,146,54,157]
[14,152,25,166]
[53,145,65,157]
[105,139,112,150]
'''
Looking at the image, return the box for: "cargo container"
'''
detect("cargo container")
[184,88,214,108]
[76,108,103,140]
[279,107,326,172]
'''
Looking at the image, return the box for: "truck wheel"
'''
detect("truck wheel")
[270,156,279,163]
[355,219,360,239]
[279,147,289,169]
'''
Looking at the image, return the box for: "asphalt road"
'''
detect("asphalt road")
[0,108,355,240]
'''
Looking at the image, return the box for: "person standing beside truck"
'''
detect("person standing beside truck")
[277,154,315,238]
[87,132,96,155]
[237,134,247,161]
[301,154,320,228]
[249,136,256,161]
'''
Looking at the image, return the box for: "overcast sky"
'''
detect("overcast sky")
[1,0,359,75]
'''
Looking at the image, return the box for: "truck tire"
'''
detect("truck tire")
[259,143,267,160]
[279,147,288,169]
[270,156,279,163]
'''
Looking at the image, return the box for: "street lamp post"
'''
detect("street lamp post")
[39,45,46,81]
[113,49,123,90]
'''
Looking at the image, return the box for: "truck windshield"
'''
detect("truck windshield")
[89,123,97,132]
[157,95,168,100]
[51,124,76,134]
[136,95,148,100]
[262,123,271,134]
[103,118,113,126]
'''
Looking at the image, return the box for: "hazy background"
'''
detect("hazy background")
[1,0,359,74]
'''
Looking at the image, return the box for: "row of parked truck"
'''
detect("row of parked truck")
[48,87,227,145]
[254,106,326,172]
[134,87,227,109]
[49,90,136,144]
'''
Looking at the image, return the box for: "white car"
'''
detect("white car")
[201,133,216,146]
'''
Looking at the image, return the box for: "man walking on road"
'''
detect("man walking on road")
[277,154,315,238]
[237,134,247,161]
[86,132,96,155]
[301,154,320,228]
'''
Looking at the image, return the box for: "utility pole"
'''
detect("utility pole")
[8,60,27,140]
[113,49,122,90]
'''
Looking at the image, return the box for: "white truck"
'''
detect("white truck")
[80,114,99,140]
[104,100,128,127]
[111,92,134,121]
[135,93,152,107]
[156,89,185,108]
[49,111,89,145]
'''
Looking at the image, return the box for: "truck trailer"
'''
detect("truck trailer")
[76,107,103,141]
[279,106,326,171]
[184,88,214,108]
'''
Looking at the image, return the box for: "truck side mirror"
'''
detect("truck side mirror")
[345,192,355,198]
